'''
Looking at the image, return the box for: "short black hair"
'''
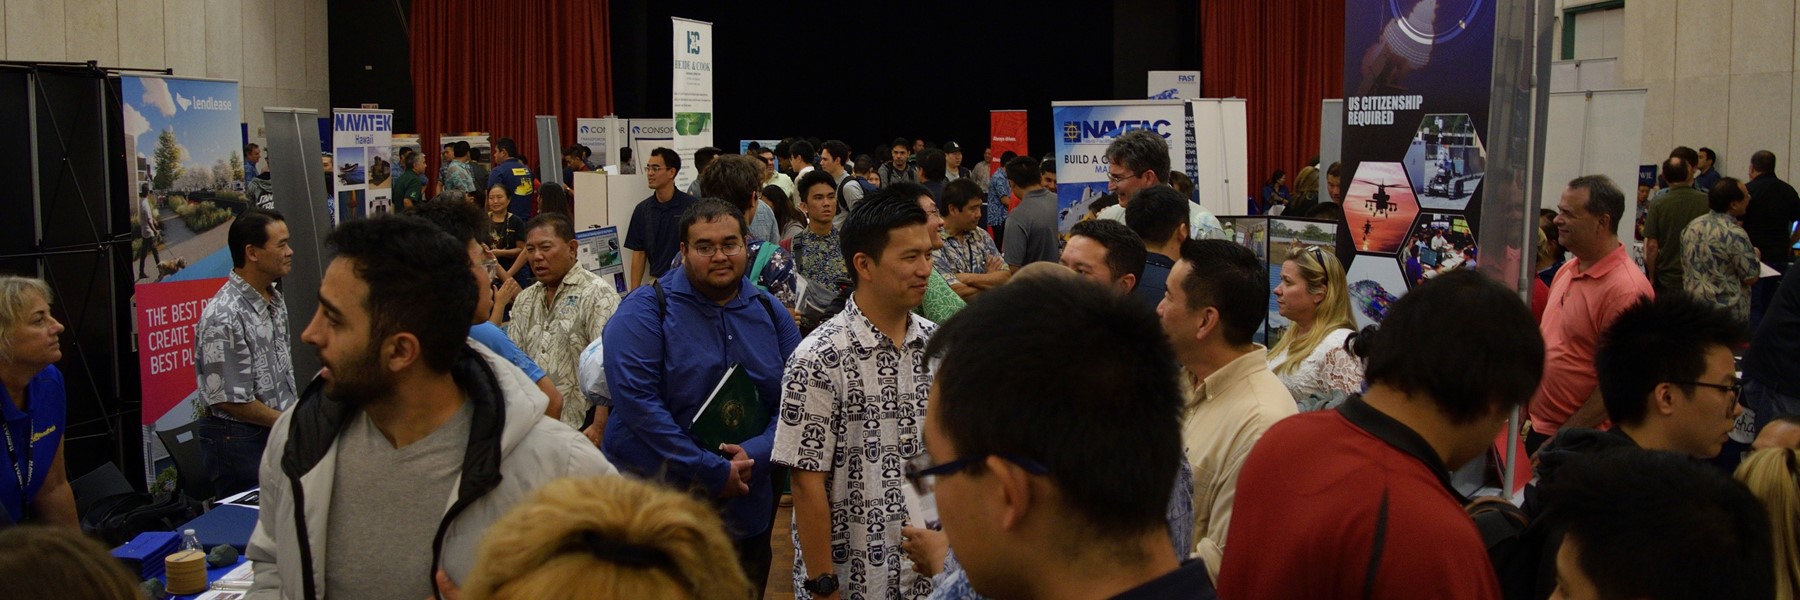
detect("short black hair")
[889,137,910,152]
[917,149,947,181]
[789,140,815,162]
[494,137,518,158]
[697,155,763,215]
[1004,155,1040,188]
[940,179,983,215]
[453,141,471,158]
[1124,184,1189,244]
[561,144,584,159]
[1351,270,1544,424]
[678,197,747,244]
[821,140,851,164]
[537,182,572,217]
[405,196,490,246]
[1069,219,1146,287]
[1662,156,1691,184]
[229,208,285,269]
[926,275,1183,543]
[795,169,838,201]
[1546,449,1773,600]
[852,154,877,175]
[1597,294,1746,426]
[1697,147,1716,164]
[650,147,681,172]
[1670,146,1700,169]
[1304,201,1344,222]
[523,211,576,243]
[1039,157,1056,176]
[1326,162,1341,177]
[1176,239,1266,346]
[693,147,723,173]
[999,150,1018,164]
[1568,175,1626,232]
[839,187,929,284]
[325,215,476,373]
[1751,150,1777,174]
[1707,176,1746,212]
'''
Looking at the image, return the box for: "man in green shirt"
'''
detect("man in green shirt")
[1644,156,1711,293]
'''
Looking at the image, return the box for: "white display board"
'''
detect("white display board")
[1190,99,1249,216]
[601,172,655,288]
[1549,58,1620,94]
[571,171,612,231]
[1320,99,1343,185]
[1541,89,1647,250]
[1148,70,1201,100]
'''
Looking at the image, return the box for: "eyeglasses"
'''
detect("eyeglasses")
[688,242,745,257]
[1669,379,1744,417]
[904,453,1048,495]
[1107,170,1140,184]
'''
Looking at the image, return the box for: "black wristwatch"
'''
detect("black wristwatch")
[802,573,839,596]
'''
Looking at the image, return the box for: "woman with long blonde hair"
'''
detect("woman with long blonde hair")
[1267,245,1363,411]
[1735,448,1800,599]
[463,476,752,600]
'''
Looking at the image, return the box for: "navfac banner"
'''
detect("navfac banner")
[1337,0,1494,327]
[331,108,395,222]
[989,110,1029,176]
[672,17,714,193]
[1051,100,1189,232]
[121,75,244,427]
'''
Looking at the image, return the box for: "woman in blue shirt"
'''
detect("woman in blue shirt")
[0,276,74,528]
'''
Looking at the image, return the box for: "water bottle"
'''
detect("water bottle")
[181,528,203,553]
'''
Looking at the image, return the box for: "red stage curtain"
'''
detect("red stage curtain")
[1201,0,1344,208]
[410,0,612,189]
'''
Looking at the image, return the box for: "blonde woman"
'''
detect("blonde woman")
[1735,448,1800,600]
[1267,246,1363,411]
[463,476,751,600]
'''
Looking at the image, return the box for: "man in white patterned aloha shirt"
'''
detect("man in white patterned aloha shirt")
[195,208,297,496]
[506,213,620,439]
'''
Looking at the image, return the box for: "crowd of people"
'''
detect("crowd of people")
[3,128,1800,600]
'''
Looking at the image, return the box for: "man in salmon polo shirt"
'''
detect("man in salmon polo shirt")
[1526,175,1654,454]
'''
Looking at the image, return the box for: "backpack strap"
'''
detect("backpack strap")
[747,242,778,291]
[836,174,856,214]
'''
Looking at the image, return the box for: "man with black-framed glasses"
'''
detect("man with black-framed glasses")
[911,275,1215,599]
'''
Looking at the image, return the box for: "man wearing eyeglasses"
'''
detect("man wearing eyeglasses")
[625,147,697,290]
[602,198,802,598]
[756,147,797,200]
[1096,130,1225,240]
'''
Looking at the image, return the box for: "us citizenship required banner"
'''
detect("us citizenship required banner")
[1051,100,1189,232]
[1336,0,1494,328]
[331,108,395,222]
[672,17,714,193]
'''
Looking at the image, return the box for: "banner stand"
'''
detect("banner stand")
[536,115,564,187]
[264,107,330,383]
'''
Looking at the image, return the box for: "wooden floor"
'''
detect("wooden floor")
[764,505,796,599]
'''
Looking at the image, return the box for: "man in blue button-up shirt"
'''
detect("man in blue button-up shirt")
[601,198,801,595]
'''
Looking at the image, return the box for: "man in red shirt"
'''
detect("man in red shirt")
[1218,270,1544,599]
[1527,175,1654,453]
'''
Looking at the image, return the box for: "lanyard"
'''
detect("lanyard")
[2,412,32,510]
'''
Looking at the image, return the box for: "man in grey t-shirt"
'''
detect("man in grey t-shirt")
[1002,155,1062,267]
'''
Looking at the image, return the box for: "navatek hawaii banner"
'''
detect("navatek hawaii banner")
[672,17,714,193]
[331,108,395,222]
[122,75,244,428]
[1336,0,1494,327]
[1051,100,1189,232]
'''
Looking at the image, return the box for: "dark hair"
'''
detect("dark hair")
[650,147,681,172]
[796,169,838,202]
[1706,176,1746,212]
[696,155,763,215]
[1546,449,1773,600]
[538,182,572,217]
[524,212,576,243]
[244,142,259,154]
[678,197,747,244]
[1752,150,1777,174]
[1039,157,1056,177]
[406,196,490,246]
[1266,169,1287,186]
[1670,146,1700,169]
[1106,130,1171,181]
[1304,200,1344,222]
[453,141,471,158]
[925,275,1183,542]
[1698,147,1716,164]
[789,140,815,163]
[1326,162,1341,177]
[917,149,947,181]
[821,140,851,164]
[852,154,877,175]
[839,187,929,284]
[1662,156,1691,185]
[1597,294,1746,426]
[889,137,910,152]
[1004,155,1041,188]
[1087,193,1120,215]
[1567,175,1626,232]
[1123,184,1189,244]
[326,215,476,373]
[1069,219,1145,286]
[1351,270,1544,423]
[940,179,984,215]
[578,144,592,159]
[229,208,285,268]
[1176,239,1266,346]
[495,137,519,158]
[693,147,723,173]
[762,185,802,234]
[561,144,584,159]
[773,139,792,161]
[619,147,633,161]
[999,150,1018,164]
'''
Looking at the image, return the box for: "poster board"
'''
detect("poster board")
[1050,100,1189,232]
[672,17,715,193]
[1541,89,1647,253]
[576,226,627,293]
[1217,216,1345,345]
[1190,99,1249,216]
[330,108,395,221]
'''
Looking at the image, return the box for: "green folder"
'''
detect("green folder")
[690,364,769,452]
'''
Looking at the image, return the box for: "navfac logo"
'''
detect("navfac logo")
[686,31,702,55]
[1062,119,1174,143]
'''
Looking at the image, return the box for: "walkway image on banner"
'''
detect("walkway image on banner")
[121,75,245,431]
[989,110,1029,176]
[332,108,396,222]
[672,17,714,193]
[1050,100,1188,232]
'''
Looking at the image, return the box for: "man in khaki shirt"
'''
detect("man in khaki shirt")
[1156,239,1298,579]
[506,213,620,438]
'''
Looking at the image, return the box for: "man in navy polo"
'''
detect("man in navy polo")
[487,137,537,224]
